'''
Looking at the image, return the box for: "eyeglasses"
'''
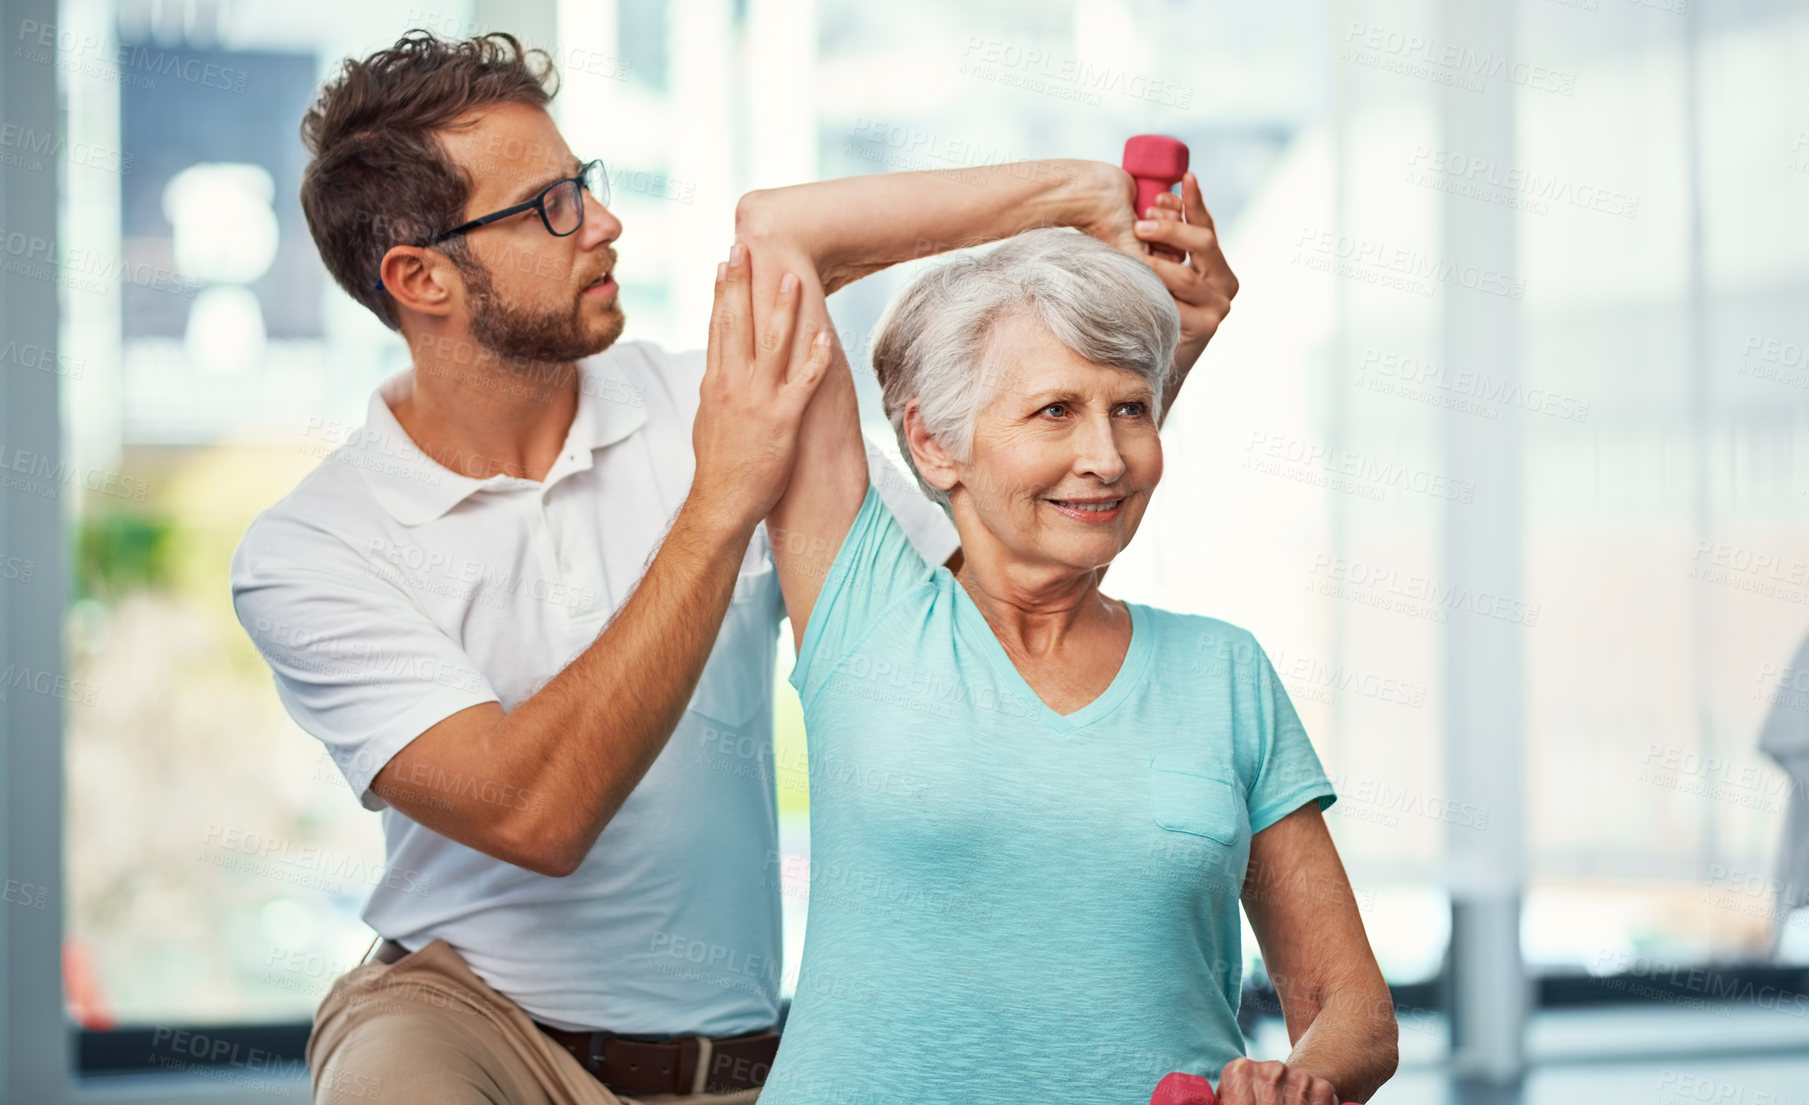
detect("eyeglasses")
[372,158,609,292]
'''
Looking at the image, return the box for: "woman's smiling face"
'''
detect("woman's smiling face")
[944,310,1164,574]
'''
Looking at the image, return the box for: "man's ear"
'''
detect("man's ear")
[378,245,459,320]
[902,399,959,495]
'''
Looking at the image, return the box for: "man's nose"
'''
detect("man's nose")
[579,188,621,247]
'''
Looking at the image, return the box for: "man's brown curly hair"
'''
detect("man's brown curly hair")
[300,30,561,331]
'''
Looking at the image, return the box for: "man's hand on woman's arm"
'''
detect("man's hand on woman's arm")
[1227,803,1399,1105]
[710,236,870,653]
[369,241,832,879]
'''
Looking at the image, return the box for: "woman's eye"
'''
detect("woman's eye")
[1118,401,1146,417]
[1040,403,1067,418]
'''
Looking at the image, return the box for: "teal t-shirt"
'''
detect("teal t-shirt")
[765,485,1338,1105]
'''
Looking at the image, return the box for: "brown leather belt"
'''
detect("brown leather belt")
[372,938,779,1095]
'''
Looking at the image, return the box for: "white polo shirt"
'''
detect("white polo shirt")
[229,339,958,1034]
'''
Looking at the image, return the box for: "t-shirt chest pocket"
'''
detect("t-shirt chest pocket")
[1147,755,1244,845]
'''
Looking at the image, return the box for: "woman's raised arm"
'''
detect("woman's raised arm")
[710,239,869,652]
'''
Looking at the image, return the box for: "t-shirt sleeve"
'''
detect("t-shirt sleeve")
[787,484,932,710]
[230,518,500,812]
[1244,635,1338,835]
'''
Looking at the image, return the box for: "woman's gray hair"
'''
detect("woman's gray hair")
[869,226,1180,510]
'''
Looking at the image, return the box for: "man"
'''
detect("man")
[231,28,1234,1105]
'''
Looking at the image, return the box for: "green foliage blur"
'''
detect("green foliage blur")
[75,510,176,601]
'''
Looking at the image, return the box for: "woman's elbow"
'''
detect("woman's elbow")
[1353,994,1400,1100]
[734,189,786,243]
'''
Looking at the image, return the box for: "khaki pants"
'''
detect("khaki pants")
[307,938,762,1105]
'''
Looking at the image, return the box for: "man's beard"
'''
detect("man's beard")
[459,255,624,366]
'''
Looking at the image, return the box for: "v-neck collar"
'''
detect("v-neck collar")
[949,576,1152,734]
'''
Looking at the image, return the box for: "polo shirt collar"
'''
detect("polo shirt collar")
[355,351,649,527]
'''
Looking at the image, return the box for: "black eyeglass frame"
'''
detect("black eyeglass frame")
[372,157,608,293]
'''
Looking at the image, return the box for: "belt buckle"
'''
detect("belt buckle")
[585,1029,614,1077]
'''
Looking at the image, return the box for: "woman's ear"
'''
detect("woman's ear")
[902,400,959,495]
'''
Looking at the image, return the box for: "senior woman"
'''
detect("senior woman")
[707,219,1395,1104]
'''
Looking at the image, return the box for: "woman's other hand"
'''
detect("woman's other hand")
[1130,170,1237,373]
[1070,162,1238,413]
[1214,1057,1340,1105]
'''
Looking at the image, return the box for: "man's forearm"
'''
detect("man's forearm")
[484,492,753,872]
[735,159,1110,294]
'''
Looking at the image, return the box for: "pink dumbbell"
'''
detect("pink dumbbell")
[1150,1071,1363,1105]
[1151,1072,1219,1105]
[1122,134,1189,219]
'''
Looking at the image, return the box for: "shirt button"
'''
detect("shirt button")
[559,558,573,574]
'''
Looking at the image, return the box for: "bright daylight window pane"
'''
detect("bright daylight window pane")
[59,0,480,1026]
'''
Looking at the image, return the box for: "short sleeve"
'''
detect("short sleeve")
[640,342,707,422]
[1245,637,1338,834]
[230,521,500,812]
[788,485,932,710]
